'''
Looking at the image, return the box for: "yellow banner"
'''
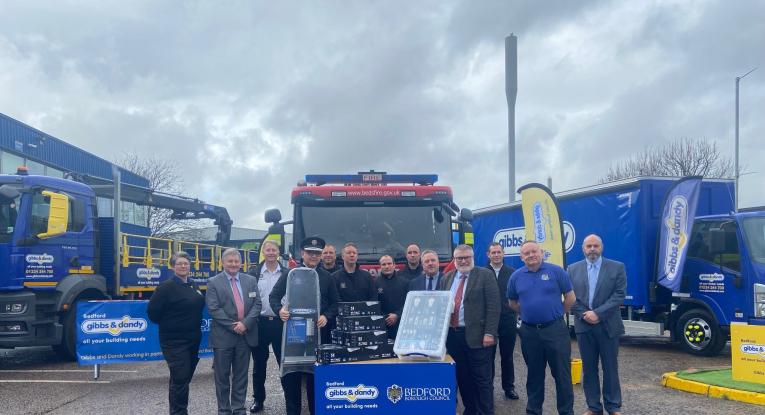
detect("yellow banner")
[731,323,765,385]
[519,184,565,267]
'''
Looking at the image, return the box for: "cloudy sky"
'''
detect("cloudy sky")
[1,1,763,229]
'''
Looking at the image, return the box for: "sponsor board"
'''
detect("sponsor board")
[731,324,765,384]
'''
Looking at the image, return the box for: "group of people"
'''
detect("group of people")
[147,232,626,415]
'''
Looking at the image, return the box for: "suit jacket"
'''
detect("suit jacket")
[206,271,262,348]
[569,257,626,338]
[486,264,517,323]
[408,272,442,292]
[439,267,500,349]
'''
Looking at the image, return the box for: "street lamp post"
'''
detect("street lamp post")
[735,67,756,213]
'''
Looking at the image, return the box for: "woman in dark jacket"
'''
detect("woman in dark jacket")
[147,251,205,415]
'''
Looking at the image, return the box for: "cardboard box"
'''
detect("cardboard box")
[331,329,388,347]
[336,315,386,332]
[338,301,381,317]
[318,340,396,364]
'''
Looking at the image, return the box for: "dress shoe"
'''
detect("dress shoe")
[582,411,603,415]
[504,388,519,400]
[250,401,264,413]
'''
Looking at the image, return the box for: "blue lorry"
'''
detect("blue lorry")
[0,168,253,359]
[472,176,765,356]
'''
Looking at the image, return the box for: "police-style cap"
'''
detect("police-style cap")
[301,236,326,252]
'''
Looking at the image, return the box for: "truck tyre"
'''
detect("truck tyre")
[52,308,77,361]
[676,309,725,356]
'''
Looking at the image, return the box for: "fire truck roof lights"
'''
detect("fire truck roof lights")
[305,172,438,186]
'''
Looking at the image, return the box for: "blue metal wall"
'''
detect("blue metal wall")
[0,112,148,187]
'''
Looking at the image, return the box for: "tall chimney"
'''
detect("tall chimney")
[505,34,518,202]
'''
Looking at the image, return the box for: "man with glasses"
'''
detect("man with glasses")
[269,236,339,415]
[439,244,500,415]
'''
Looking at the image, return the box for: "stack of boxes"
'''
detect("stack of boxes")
[317,301,396,364]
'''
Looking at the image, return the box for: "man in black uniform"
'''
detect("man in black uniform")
[375,254,408,339]
[397,243,423,281]
[270,237,339,415]
[487,242,519,400]
[248,240,288,413]
[333,242,376,301]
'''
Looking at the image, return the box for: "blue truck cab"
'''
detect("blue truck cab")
[472,177,765,356]
[0,171,251,359]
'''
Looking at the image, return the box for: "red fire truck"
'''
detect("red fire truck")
[264,171,473,275]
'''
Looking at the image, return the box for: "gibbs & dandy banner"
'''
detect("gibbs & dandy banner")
[656,176,702,292]
[518,183,566,268]
[77,300,212,365]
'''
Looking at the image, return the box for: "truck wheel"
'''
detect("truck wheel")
[52,308,77,361]
[676,309,725,356]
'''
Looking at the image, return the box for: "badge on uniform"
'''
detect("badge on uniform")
[340,282,346,289]
[378,287,384,293]
[540,273,550,281]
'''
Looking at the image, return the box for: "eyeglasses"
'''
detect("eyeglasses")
[174,262,190,267]
[455,256,473,262]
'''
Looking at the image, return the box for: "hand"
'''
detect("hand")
[279,308,290,322]
[482,335,495,347]
[232,321,247,334]
[317,315,328,328]
[583,310,600,324]
[385,314,398,326]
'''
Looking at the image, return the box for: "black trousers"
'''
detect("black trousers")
[577,323,622,414]
[251,316,283,404]
[160,337,201,415]
[281,372,314,415]
[446,328,495,415]
[518,319,573,415]
[494,315,518,392]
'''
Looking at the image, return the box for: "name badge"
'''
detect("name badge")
[248,291,258,298]
[540,274,550,281]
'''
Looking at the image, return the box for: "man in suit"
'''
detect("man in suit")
[206,248,262,415]
[408,250,442,291]
[486,242,519,400]
[439,244,500,415]
[508,240,575,415]
[248,240,288,413]
[569,234,626,415]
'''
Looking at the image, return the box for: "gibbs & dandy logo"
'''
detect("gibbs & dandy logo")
[532,202,547,243]
[136,267,162,280]
[325,384,379,402]
[740,344,765,360]
[81,315,148,336]
[493,227,524,256]
[25,254,54,265]
[662,195,689,281]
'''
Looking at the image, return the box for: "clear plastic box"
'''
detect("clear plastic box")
[393,290,453,361]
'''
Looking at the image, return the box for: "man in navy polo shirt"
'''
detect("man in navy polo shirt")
[507,240,576,415]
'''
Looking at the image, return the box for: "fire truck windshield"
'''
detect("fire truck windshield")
[299,205,452,261]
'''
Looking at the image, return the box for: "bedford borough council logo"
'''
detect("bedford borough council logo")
[387,384,402,404]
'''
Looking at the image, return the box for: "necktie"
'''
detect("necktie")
[426,276,433,291]
[450,274,467,328]
[588,263,598,309]
[230,276,245,320]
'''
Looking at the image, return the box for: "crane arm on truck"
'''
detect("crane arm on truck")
[71,173,233,245]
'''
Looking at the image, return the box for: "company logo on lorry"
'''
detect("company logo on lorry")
[740,344,765,359]
[532,202,547,242]
[662,195,690,281]
[25,254,54,265]
[136,268,162,280]
[325,384,379,402]
[494,227,525,255]
[699,273,724,282]
[81,315,148,336]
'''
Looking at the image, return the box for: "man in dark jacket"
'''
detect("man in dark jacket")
[333,242,376,302]
[486,242,519,400]
[375,254,408,339]
[397,243,423,280]
[269,236,339,415]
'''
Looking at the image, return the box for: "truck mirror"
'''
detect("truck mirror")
[709,229,725,254]
[265,208,282,224]
[0,185,20,200]
[459,208,473,222]
[37,191,69,239]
